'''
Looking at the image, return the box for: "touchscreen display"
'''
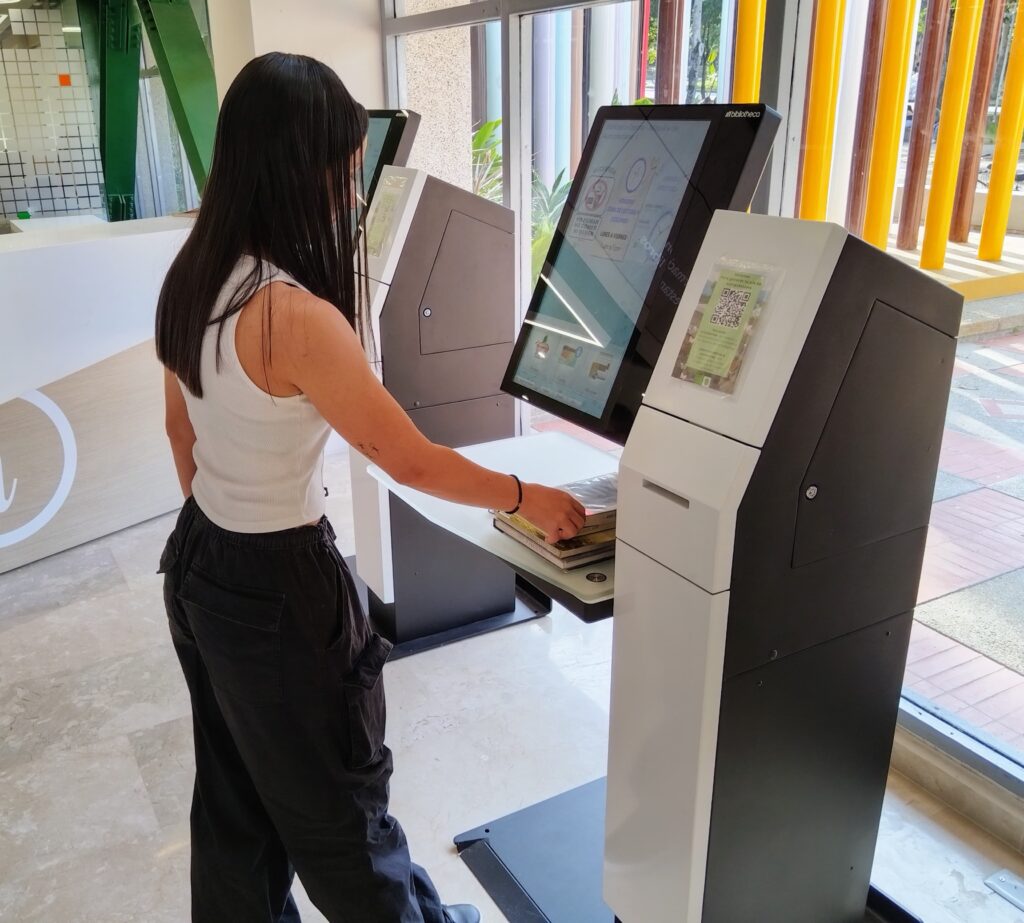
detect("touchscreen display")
[364,115,391,192]
[510,117,711,418]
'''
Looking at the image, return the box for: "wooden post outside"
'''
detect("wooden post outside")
[950,0,1007,242]
[655,0,685,103]
[896,0,951,251]
[846,0,889,234]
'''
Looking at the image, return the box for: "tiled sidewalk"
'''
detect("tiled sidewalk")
[905,623,1024,755]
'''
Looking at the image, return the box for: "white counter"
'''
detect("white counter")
[9,214,104,233]
[0,216,193,406]
[1,216,193,572]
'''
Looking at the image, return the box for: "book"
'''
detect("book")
[494,472,618,540]
[493,519,615,571]
[561,471,617,528]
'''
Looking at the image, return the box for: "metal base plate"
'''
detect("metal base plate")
[384,589,549,661]
[986,869,1024,912]
[346,556,551,660]
[455,779,923,923]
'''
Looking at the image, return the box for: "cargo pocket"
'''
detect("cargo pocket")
[156,532,180,575]
[178,566,286,706]
[343,633,393,769]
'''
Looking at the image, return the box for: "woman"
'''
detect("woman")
[155,53,584,923]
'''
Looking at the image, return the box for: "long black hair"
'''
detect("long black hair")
[156,52,369,397]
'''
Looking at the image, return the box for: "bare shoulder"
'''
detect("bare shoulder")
[266,283,359,366]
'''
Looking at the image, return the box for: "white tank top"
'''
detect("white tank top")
[181,256,332,533]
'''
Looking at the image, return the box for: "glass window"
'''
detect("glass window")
[521,2,644,440]
[525,3,643,284]
[904,329,1024,766]
[646,0,735,105]
[399,22,503,200]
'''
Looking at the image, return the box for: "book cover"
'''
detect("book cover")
[493,519,615,570]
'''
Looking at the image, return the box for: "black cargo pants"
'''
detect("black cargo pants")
[159,496,447,923]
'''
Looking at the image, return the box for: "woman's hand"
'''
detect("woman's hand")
[518,484,587,543]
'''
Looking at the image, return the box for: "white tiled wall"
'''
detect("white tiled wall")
[0,7,104,220]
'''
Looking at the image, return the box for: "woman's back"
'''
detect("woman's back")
[181,256,331,533]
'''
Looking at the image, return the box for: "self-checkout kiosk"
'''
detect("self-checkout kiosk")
[349,164,526,654]
[367,104,962,921]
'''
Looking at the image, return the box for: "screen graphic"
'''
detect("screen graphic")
[511,117,711,418]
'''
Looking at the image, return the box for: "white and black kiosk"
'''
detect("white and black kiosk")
[351,104,780,654]
[371,106,962,921]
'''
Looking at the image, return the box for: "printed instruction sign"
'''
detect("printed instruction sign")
[672,259,780,395]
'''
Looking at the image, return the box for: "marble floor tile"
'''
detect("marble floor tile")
[0,539,126,630]
[0,643,191,772]
[105,509,180,584]
[129,715,195,832]
[0,577,169,688]
[0,821,190,923]
[0,735,160,884]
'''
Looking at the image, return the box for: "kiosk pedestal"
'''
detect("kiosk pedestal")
[350,166,527,656]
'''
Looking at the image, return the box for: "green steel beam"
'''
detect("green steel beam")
[99,0,142,221]
[135,0,217,192]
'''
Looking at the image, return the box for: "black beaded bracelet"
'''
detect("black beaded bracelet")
[504,474,523,515]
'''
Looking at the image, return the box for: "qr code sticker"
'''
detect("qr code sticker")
[710,286,750,328]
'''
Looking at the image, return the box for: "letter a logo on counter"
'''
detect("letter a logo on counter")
[0,390,77,549]
[0,458,16,513]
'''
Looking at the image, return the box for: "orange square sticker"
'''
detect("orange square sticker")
[58,74,72,87]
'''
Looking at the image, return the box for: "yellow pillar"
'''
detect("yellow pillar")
[861,0,917,249]
[733,0,768,103]
[979,3,1024,262]
[920,0,985,269]
[798,0,848,221]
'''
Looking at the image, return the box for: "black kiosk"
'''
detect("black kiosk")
[437,109,964,922]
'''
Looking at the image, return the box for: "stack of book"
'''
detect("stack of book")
[493,472,617,571]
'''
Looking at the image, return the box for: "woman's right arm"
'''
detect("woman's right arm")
[277,289,586,543]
